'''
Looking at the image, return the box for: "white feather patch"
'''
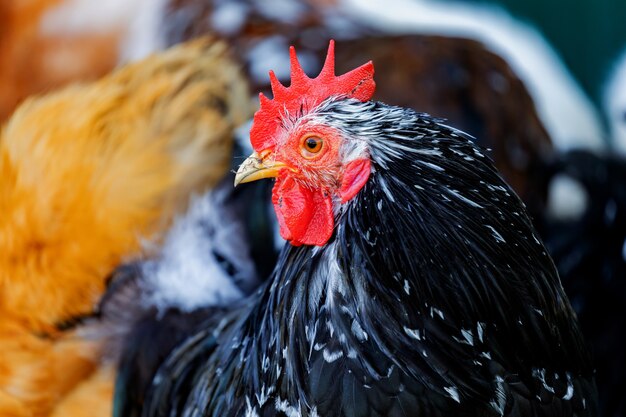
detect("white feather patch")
[141,188,255,312]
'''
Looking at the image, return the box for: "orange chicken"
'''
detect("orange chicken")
[0,37,250,417]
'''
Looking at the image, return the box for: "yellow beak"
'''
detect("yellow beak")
[234,151,286,186]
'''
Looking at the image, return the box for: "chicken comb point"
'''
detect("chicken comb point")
[268,70,287,96]
[259,92,272,106]
[289,46,307,81]
[319,40,336,77]
[250,40,376,152]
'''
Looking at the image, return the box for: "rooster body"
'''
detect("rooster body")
[131,44,596,417]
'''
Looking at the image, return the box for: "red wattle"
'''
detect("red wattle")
[340,159,371,203]
[272,175,334,246]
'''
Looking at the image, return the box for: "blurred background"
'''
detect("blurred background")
[3,0,626,149]
[460,0,626,114]
[1,0,624,416]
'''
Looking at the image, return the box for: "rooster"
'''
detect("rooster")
[0,38,249,417]
[123,41,597,417]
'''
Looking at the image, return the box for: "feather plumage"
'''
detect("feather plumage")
[133,99,596,417]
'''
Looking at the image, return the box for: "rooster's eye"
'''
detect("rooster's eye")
[300,136,324,158]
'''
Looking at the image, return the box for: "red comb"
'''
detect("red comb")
[250,40,376,151]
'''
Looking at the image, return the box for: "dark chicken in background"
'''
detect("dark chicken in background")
[536,150,626,417]
[116,42,597,417]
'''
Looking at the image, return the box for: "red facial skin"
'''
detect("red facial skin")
[248,40,376,246]
[263,124,371,246]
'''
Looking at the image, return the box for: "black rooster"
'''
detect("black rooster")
[122,42,597,417]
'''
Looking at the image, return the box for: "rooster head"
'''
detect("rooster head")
[235,41,376,246]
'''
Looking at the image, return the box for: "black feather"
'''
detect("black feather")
[131,99,596,417]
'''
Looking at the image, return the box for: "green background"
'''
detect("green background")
[457,0,626,110]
